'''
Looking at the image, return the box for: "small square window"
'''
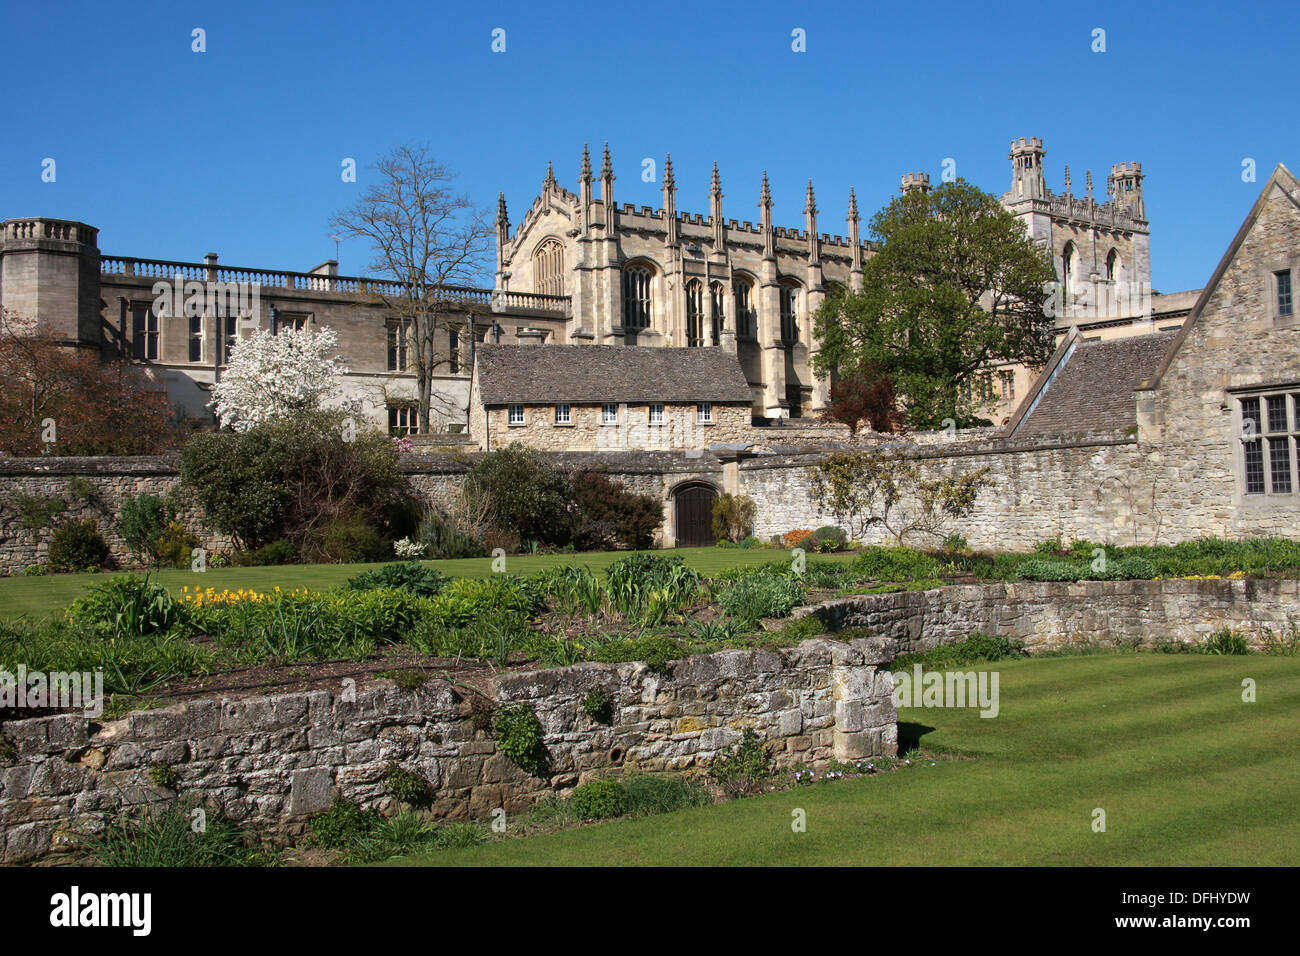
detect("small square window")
[508,404,525,426]
[649,403,664,425]
[697,403,713,423]
[1277,270,1294,318]
[554,404,571,425]
[601,403,618,425]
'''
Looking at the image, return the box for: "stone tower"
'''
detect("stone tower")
[1009,136,1047,201]
[0,218,102,348]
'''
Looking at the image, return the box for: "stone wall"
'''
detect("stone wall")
[795,578,1300,654]
[478,401,753,451]
[1,420,1295,573]
[0,636,898,863]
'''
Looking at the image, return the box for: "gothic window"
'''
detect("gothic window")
[1105,249,1120,282]
[733,278,756,338]
[710,282,725,345]
[533,239,565,297]
[1240,392,1297,496]
[387,320,410,372]
[1061,242,1076,289]
[779,283,800,345]
[623,264,653,332]
[686,280,705,346]
[131,303,159,361]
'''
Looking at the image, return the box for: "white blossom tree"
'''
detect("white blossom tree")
[211,325,350,431]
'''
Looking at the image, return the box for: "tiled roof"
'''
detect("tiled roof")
[474,344,754,405]
[1015,333,1176,436]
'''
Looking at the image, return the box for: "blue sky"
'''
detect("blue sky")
[2,0,1295,293]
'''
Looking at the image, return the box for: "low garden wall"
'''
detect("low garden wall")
[796,578,1300,653]
[0,635,898,863]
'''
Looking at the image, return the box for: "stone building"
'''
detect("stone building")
[468,343,754,452]
[0,135,1197,439]
[496,139,1197,428]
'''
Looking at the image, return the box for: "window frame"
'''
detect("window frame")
[696,402,713,424]
[131,302,159,361]
[387,404,418,436]
[648,403,665,425]
[554,403,571,425]
[601,403,619,425]
[507,404,526,426]
[1236,389,1299,498]
[387,319,410,372]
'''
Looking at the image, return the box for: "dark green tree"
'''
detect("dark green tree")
[813,180,1056,428]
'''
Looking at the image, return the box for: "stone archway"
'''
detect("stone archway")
[673,482,718,548]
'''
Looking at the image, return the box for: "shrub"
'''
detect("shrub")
[942,533,969,554]
[417,511,488,559]
[464,444,575,547]
[321,517,390,563]
[309,797,382,850]
[383,762,434,806]
[715,572,805,626]
[709,728,773,796]
[493,704,548,776]
[810,525,847,552]
[591,634,686,674]
[232,539,299,566]
[582,688,615,723]
[783,528,815,549]
[852,546,941,582]
[1033,537,1063,555]
[47,519,109,572]
[569,779,624,820]
[154,520,199,569]
[345,561,449,597]
[1015,558,1085,581]
[712,493,757,543]
[178,409,418,556]
[570,469,663,551]
[119,493,176,565]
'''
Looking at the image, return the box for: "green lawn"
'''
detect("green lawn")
[391,654,1300,866]
[0,547,852,619]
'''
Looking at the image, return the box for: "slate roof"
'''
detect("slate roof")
[1012,332,1177,436]
[474,344,754,405]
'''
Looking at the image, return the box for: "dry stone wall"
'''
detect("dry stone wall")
[0,636,898,863]
[796,578,1300,654]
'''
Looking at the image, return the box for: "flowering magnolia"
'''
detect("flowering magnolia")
[210,326,349,431]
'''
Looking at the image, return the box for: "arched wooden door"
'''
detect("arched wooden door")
[674,484,717,548]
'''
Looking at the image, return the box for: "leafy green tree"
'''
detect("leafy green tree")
[178,409,418,557]
[813,180,1056,428]
[463,444,576,547]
